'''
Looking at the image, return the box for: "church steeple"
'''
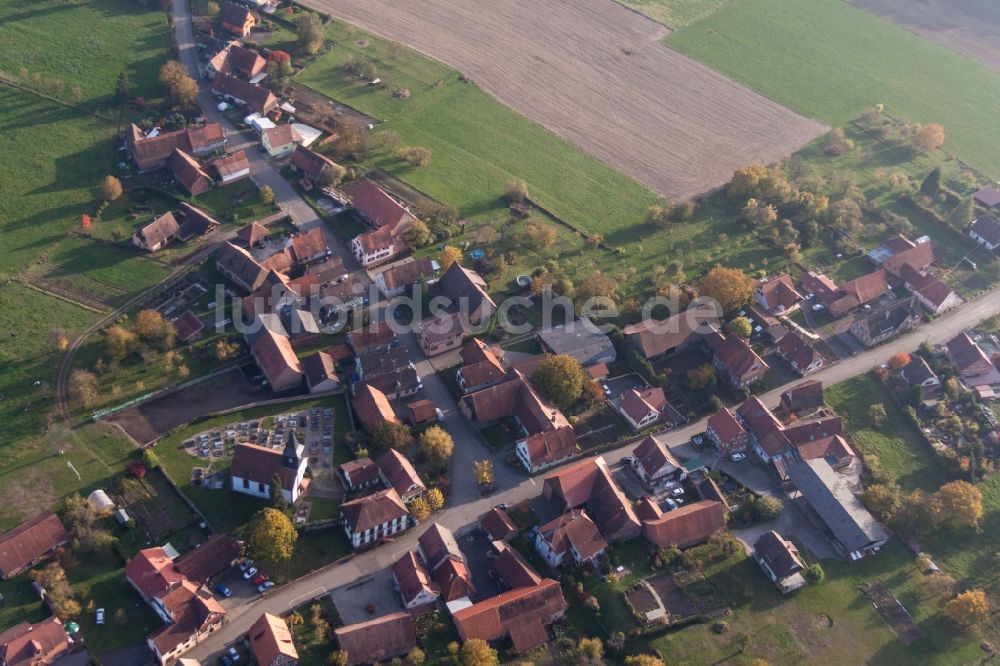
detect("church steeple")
[282,430,300,469]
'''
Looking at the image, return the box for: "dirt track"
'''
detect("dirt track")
[301,0,826,199]
[848,0,1000,71]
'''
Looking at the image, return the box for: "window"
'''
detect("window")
[242,478,250,489]
[259,482,266,493]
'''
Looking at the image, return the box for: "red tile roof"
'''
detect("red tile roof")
[779,380,825,413]
[799,271,841,306]
[432,557,474,602]
[622,304,719,358]
[756,274,802,312]
[776,329,822,372]
[351,180,415,231]
[0,617,69,665]
[125,547,185,601]
[0,512,69,579]
[168,148,212,195]
[338,457,381,488]
[348,321,397,354]
[618,387,668,424]
[211,150,251,182]
[248,613,298,666]
[392,550,439,606]
[418,523,463,572]
[174,534,241,583]
[450,579,565,653]
[642,500,726,548]
[537,509,607,561]
[335,612,416,666]
[291,144,339,179]
[406,399,437,424]
[707,408,746,447]
[632,435,679,478]
[705,330,769,383]
[210,44,266,79]
[520,426,578,468]
[378,257,436,292]
[377,449,425,499]
[127,123,227,171]
[230,442,301,491]
[213,72,277,114]
[340,488,408,534]
[135,212,180,249]
[883,240,934,277]
[543,456,641,543]
[250,327,302,390]
[480,508,518,542]
[290,227,328,263]
[172,311,205,343]
[490,540,540,588]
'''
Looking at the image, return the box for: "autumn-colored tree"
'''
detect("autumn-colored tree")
[645,204,668,227]
[295,11,325,55]
[410,497,431,521]
[687,364,717,392]
[247,507,298,563]
[402,219,433,248]
[31,563,81,621]
[913,123,946,153]
[439,245,462,269]
[105,325,135,360]
[135,309,176,351]
[259,185,274,205]
[406,646,427,665]
[700,265,753,313]
[328,650,349,666]
[205,0,220,15]
[944,589,989,627]
[419,426,454,469]
[624,655,665,666]
[397,146,432,167]
[460,638,499,666]
[473,460,494,487]
[727,164,769,199]
[158,60,198,107]
[158,60,187,87]
[741,198,777,227]
[370,421,414,452]
[578,637,604,663]
[319,163,347,188]
[888,352,911,370]
[581,380,605,406]
[329,117,368,160]
[823,128,855,156]
[577,271,618,304]
[504,178,528,203]
[726,316,752,339]
[532,354,585,409]
[518,218,557,250]
[932,480,983,529]
[425,487,445,511]
[49,328,69,353]
[69,369,99,407]
[99,175,123,202]
[861,483,902,522]
[215,338,240,361]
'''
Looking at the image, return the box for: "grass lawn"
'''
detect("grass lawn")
[0,0,171,111]
[665,0,1000,180]
[611,0,731,28]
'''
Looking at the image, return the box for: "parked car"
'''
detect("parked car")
[219,656,233,666]
[238,559,254,572]
[243,567,258,580]
[251,573,269,586]
[670,486,684,496]
[95,608,105,625]
[811,303,825,312]
[213,583,232,598]
[435,408,445,422]
[257,581,275,594]
[601,384,612,396]
[227,646,240,662]
[730,452,747,462]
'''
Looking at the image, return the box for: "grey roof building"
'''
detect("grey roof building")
[537,320,616,367]
[789,459,890,561]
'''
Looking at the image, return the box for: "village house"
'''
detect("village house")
[754,274,803,314]
[210,150,251,185]
[900,264,962,314]
[248,613,299,666]
[799,270,841,308]
[418,524,474,603]
[542,456,641,543]
[230,433,308,503]
[450,579,566,654]
[416,312,465,356]
[377,449,426,503]
[490,540,541,591]
[220,2,256,37]
[456,339,507,393]
[126,122,227,172]
[629,435,683,490]
[706,407,749,453]
[515,425,579,474]
[436,262,497,327]
[0,617,74,665]
[788,459,890,561]
[406,398,438,426]
[375,257,438,298]
[480,507,518,543]
[347,320,397,355]
[334,612,416,666]
[753,531,806,593]
[339,487,411,550]
[351,384,397,433]
[172,311,205,344]
[248,319,303,392]
[946,331,1000,392]
[217,242,269,292]
[134,212,181,252]
[338,457,381,492]
[174,203,222,241]
[901,355,941,398]
[461,372,568,441]
[641,499,727,549]
[622,305,719,361]
[969,216,1000,251]
[125,547,227,664]
[302,351,339,393]
[172,534,241,586]
[614,386,673,431]
[290,144,341,189]
[350,181,416,267]
[849,297,920,348]
[353,352,421,400]
[775,329,824,376]
[391,550,440,614]
[537,320,616,367]
[206,42,266,79]
[534,509,607,568]
[872,234,934,279]
[168,148,212,196]
[705,329,770,388]
[828,269,890,317]
[778,380,825,415]
[0,511,69,580]
[260,124,302,158]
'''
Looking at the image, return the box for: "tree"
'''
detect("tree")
[402,219,433,248]
[944,589,989,627]
[624,656,665,666]
[329,117,368,160]
[439,245,462,270]
[727,164,769,199]
[749,495,783,522]
[49,328,69,353]
[99,175,123,202]
[31,563,81,621]
[328,650,349,666]
[912,123,946,153]
[861,483,902,522]
[700,266,753,313]
[247,507,298,563]
[947,197,974,229]
[410,497,431,521]
[504,178,528,203]
[741,198,777,227]
[460,638,499,666]
[426,487,445,511]
[687,364,717,392]
[805,563,825,584]
[932,480,983,529]
[645,204,668,227]
[473,460,494,487]
[115,71,134,103]
[295,12,325,55]
[142,448,160,469]
[259,185,274,205]
[406,647,426,665]
[726,316,752,339]
[370,421,414,452]
[397,146,432,167]
[216,338,240,361]
[919,168,941,197]
[158,60,197,107]
[419,426,454,468]
[105,325,135,360]
[62,494,114,555]
[578,637,604,663]
[823,128,854,156]
[669,200,696,222]
[266,56,294,82]
[135,309,175,351]
[888,351,911,370]
[532,354,585,409]
[69,369,99,408]
[518,218,557,251]
[158,60,187,88]
[869,403,887,427]
[319,163,347,188]
[581,380,605,406]
[577,271,617,304]
[270,473,288,511]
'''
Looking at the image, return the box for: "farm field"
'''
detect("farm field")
[299,0,825,201]
[612,0,731,28]
[665,0,1000,180]
[848,0,1000,71]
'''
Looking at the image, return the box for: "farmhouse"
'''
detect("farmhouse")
[302,351,339,393]
[334,612,416,666]
[214,72,278,115]
[537,320,616,367]
[849,297,920,348]
[416,312,465,356]
[206,43,266,79]
[351,225,404,268]
[753,531,806,593]
[248,613,299,666]
[175,203,222,241]
[899,264,961,314]
[754,274,802,314]
[946,331,1000,391]
[705,329,769,388]
[391,550,440,613]
[172,534,241,584]
[347,321,397,354]
[461,372,568,438]
[641,499,726,549]
[969,216,1000,251]
[450,579,566,653]
[0,617,72,665]
[134,212,181,252]
[377,449,426,502]
[351,179,416,230]
[248,322,303,392]
[456,339,506,393]
[217,242,269,292]
[480,507,518,543]
[799,271,841,307]
[351,384,397,432]
[339,487,411,550]
[375,257,438,298]
[829,270,889,317]
[126,122,227,172]
[338,457,381,492]
[260,124,302,158]
[230,434,308,503]
[355,345,412,381]
[778,380,825,415]
[788,459,889,561]
[515,425,579,473]
[623,305,719,360]
[775,329,824,375]
[436,262,496,326]
[210,150,251,185]
[542,456,641,543]
[534,509,607,568]
[418,524,473,602]
[220,2,256,37]
[290,144,341,187]
[706,407,748,453]
[629,435,682,490]
[167,148,213,196]
[0,511,69,580]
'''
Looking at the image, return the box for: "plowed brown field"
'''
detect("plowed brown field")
[301,0,826,199]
